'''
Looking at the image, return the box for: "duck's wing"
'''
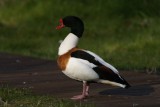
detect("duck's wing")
[71,49,131,88]
[71,49,119,74]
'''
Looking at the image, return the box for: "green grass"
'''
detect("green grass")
[0,0,160,71]
[0,86,94,107]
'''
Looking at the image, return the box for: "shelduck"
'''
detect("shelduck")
[56,16,130,100]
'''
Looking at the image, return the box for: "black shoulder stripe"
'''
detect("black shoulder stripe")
[71,50,103,66]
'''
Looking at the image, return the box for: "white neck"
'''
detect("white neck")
[58,33,79,55]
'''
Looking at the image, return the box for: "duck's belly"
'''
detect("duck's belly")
[62,58,99,81]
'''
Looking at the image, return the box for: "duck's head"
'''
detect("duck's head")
[56,16,84,38]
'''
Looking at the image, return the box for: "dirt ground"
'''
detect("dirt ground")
[0,53,160,107]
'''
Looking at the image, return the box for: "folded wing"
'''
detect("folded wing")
[71,49,131,88]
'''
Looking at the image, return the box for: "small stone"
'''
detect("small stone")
[23,82,26,84]
[16,59,21,63]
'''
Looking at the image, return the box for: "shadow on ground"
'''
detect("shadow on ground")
[99,84,154,96]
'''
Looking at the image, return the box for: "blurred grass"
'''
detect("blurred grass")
[0,0,160,71]
[0,86,94,107]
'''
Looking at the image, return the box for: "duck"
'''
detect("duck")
[56,16,130,100]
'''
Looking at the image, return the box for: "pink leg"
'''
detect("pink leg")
[71,81,90,100]
[85,84,89,96]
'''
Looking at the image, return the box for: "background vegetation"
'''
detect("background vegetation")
[0,0,160,70]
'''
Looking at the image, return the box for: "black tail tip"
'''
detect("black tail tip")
[125,84,131,89]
